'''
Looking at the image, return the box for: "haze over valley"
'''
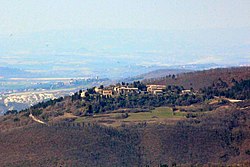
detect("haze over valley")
[1,28,249,79]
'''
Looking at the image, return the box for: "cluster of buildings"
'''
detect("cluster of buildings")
[3,93,56,107]
[81,84,168,98]
[146,85,166,95]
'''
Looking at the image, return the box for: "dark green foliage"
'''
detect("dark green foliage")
[225,79,250,100]
[160,164,168,167]
[29,97,64,110]
[186,113,197,118]
[32,110,43,116]
[202,79,250,100]
[4,110,18,115]
[86,105,93,115]
[87,87,96,94]
[13,117,20,122]
[132,81,147,91]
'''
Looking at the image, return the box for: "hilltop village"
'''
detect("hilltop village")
[80,82,191,98]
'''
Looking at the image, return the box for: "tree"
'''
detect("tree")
[33,110,43,116]
[87,87,96,94]
[86,105,93,115]
[78,90,83,99]
[4,110,18,115]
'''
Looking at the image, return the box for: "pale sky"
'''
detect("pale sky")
[0,0,250,77]
[0,0,250,35]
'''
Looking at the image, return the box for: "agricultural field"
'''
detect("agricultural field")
[74,107,187,127]
[125,107,186,121]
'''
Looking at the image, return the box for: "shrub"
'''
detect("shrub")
[32,110,43,116]
[245,149,250,155]
[186,113,197,118]
[13,117,20,122]
[4,110,18,115]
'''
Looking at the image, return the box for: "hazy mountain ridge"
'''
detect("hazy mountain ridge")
[142,68,191,78]
[121,63,223,82]
[135,63,223,80]
[148,66,250,90]
[0,67,33,78]
[1,28,250,78]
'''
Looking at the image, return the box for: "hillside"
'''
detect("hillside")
[0,101,249,166]
[137,68,192,80]
[146,66,250,90]
[0,66,250,166]
[122,63,221,82]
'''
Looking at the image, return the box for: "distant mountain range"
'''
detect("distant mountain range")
[1,28,249,78]
[0,63,222,80]
[138,63,223,79]
[0,67,33,78]
[138,68,192,79]
[122,63,227,82]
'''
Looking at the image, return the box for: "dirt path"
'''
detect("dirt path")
[29,113,47,125]
[214,96,242,103]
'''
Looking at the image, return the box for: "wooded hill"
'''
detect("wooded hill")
[0,101,249,166]
[0,66,250,166]
[146,66,250,90]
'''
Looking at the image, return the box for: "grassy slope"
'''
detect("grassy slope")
[125,107,186,121]
[73,107,186,127]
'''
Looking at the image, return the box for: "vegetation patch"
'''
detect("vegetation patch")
[125,107,186,121]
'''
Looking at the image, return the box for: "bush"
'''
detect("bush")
[245,149,250,155]
[32,110,43,116]
[186,113,197,118]
[4,110,18,115]
[121,113,129,119]
[13,117,20,122]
